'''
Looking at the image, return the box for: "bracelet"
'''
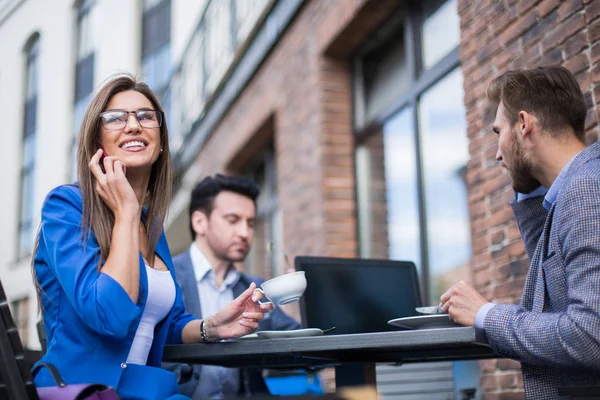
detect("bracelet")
[200,318,213,343]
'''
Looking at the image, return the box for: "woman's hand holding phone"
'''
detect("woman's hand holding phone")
[88,149,139,219]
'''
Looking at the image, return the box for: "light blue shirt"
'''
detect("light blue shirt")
[475,153,580,331]
[190,244,242,399]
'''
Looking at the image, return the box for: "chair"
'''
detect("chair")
[0,280,39,400]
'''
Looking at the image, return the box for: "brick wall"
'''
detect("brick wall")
[192,0,397,261]
[459,0,600,398]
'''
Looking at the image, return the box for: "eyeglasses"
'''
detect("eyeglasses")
[100,109,164,130]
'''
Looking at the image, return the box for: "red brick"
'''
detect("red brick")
[589,17,600,43]
[575,70,592,92]
[482,172,512,194]
[563,31,589,60]
[517,0,538,14]
[507,223,521,241]
[585,0,600,24]
[511,43,542,69]
[478,359,498,372]
[497,392,526,399]
[475,267,493,286]
[495,261,512,281]
[489,188,514,212]
[492,7,519,35]
[585,107,597,130]
[541,11,586,51]
[473,252,493,270]
[498,372,520,388]
[491,240,525,261]
[558,0,584,21]
[495,277,527,297]
[522,10,558,47]
[591,42,600,64]
[537,0,562,18]
[540,47,564,66]
[564,52,589,75]
[498,358,522,371]
[509,258,530,277]
[478,37,502,63]
[481,374,499,390]
[500,8,539,45]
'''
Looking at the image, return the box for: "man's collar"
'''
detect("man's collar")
[188,243,241,286]
[543,149,583,210]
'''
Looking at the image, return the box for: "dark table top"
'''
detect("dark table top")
[163,327,495,369]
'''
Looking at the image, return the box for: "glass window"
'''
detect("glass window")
[72,1,95,182]
[422,0,460,70]
[419,68,471,304]
[244,145,283,279]
[355,0,465,304]
[142,0,171,95]
[354,0,478,395]
[18,36,39,258]
[360,23,410,126]
[383,107,421,268]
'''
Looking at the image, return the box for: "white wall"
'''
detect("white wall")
[0,0,77,349]
[0,0,191,349]
[0,0,243,349]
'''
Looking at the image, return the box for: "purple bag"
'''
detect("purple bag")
[33,362,120,400]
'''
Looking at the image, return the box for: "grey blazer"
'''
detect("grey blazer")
[485,142,600,399]
[163,249,301,398]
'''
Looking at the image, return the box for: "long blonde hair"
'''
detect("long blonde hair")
[77,73,172,266]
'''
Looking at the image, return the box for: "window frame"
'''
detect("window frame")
[353,0,461,303]
[17,34,40,260]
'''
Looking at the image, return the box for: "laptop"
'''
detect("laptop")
[294,256,422,335]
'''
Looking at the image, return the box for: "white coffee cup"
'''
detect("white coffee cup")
[254,271,307,305]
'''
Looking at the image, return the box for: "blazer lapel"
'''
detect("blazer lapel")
[176,249,203,319]
[529,203,557,312]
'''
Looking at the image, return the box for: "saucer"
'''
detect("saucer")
[387,314,459,330]
[256,328,323,339]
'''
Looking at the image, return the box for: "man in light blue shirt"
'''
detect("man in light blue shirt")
[439,66,600,398]
[167,174,301,399]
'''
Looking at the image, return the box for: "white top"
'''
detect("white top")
[126,264,175,365]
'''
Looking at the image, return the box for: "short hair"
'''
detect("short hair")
[487,65,587,142]
[188,174,260,240]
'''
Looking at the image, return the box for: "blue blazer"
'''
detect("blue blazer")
[485,143,600,398]
[165,249,301,397]
[33,185,196,394]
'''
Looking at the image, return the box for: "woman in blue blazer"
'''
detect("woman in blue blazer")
[32,74,272,400]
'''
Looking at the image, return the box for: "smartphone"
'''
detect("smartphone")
[97,144,108,173]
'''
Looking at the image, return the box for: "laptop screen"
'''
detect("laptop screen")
[295,256,423,335]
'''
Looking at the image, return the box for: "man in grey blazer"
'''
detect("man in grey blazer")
[440,66,600,399]
[167,174,301,399]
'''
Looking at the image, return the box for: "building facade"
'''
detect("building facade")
[1,0,599,398]
[0,0,207,348]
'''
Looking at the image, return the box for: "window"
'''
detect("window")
[18,35,39,258]
[142,0,171,96]
[354,0,478,394]
[354,0,464,306]
[204,0,233,94]
[71,0,95,181]
[244,144,285,280]
[10,297,29,348]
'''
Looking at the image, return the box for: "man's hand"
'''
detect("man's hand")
[208,282,274,339]
[439,280,488,326]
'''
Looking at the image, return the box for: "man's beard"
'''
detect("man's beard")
[509,132,541,194]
